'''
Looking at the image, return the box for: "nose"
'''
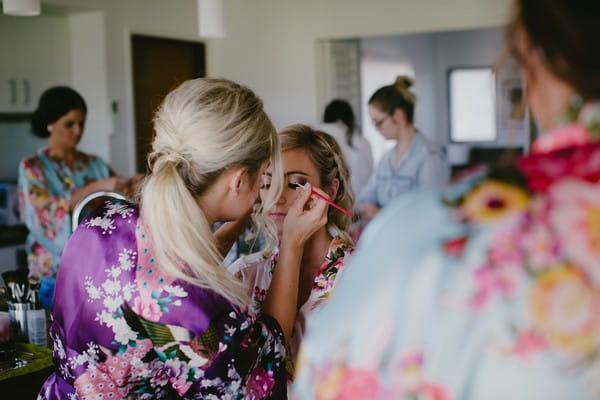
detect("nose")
[73,124,83,137]
[275,192,287,206]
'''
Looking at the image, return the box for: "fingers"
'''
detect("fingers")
[288,183,312,214]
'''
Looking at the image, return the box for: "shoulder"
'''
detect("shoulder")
[352,135,372,153]
[411,132,443,158]
[75,201,139,239]
[228,251,273,275]
[76,150,108,166]
[20,148,46,169]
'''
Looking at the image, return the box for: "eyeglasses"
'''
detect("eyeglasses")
[372,115,390,128]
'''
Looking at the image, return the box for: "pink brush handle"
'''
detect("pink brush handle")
[291,183,352,216]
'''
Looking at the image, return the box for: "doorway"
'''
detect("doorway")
[131,34,205,173]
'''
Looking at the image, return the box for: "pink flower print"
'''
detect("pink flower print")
[245,368,275,399]
[418,382,450,400]
[397,350,425,393]
[29,245,54,279]
[469,264,519,309]
[253,286,267,303]
[132,295,162,322]
[530,266,600,358]
[504,329,548,360]
[74,339,152,398]
[442,236,468,257]
[548,179,600,286]
[313,273,335,292]
[518,140,600,193]
[170,376,193,396]
[392,350,449,400]
[54,205,68,222]
[333,368,380,400]
[532,123,591,154]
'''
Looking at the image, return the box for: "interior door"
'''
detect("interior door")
[131,35,205,173]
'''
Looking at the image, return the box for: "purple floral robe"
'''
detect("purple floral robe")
[38,202,287,400]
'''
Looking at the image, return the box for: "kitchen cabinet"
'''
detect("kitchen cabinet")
[0,13,71,113]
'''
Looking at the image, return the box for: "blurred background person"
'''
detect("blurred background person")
[358,76,448,221]
[318,99,373,197]
[229,124,355,382]
[293,0,600,399]
[18,86,132,308]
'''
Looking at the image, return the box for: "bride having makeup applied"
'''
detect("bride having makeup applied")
[229,124,356,382]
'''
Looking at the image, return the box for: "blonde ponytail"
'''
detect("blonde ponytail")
[140,78,282,306]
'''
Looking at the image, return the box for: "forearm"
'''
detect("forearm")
[68,181,102,211]
[262,240,303,343]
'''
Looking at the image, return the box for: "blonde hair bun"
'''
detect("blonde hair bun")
[394,75,414,90]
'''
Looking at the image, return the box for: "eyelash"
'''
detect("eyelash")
[259,181,306,190]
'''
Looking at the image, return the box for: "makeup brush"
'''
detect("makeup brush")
[291,183,352,216]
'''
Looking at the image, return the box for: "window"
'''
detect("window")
[448,67,496,142]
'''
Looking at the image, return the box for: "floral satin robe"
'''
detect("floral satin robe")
[38,203,287,399]
[229,238,354,380]
[18,148,113,307]
[292,99,600,399]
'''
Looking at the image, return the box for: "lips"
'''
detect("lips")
[269,212,286,218]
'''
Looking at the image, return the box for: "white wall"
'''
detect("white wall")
[42,0,511,176]
[69,11,111,162]
[211,0,510,132]
[46,0,203,175]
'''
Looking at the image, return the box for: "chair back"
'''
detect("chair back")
[71,191,128,233]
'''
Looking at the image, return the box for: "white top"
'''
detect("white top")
[317,122,374,198]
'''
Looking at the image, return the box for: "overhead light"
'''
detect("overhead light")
[197,0,225,38]
[2,0,41,16]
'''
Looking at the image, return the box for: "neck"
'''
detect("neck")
[195,196,217,226]
[47,142,75,162]
[396,125,416,158]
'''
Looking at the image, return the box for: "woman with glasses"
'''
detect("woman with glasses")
[358,76,448,221]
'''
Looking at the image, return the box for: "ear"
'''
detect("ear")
[228,167,247,193]
[392,107,407,123]
[325,178,340,200]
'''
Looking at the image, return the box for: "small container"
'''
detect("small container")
[26,283,47,347]
[0,311,15,361]
[8,301,30,342]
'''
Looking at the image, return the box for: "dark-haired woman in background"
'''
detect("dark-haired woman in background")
[358,76,448,220]
[18,86,128,308]
[319,99,373,195]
